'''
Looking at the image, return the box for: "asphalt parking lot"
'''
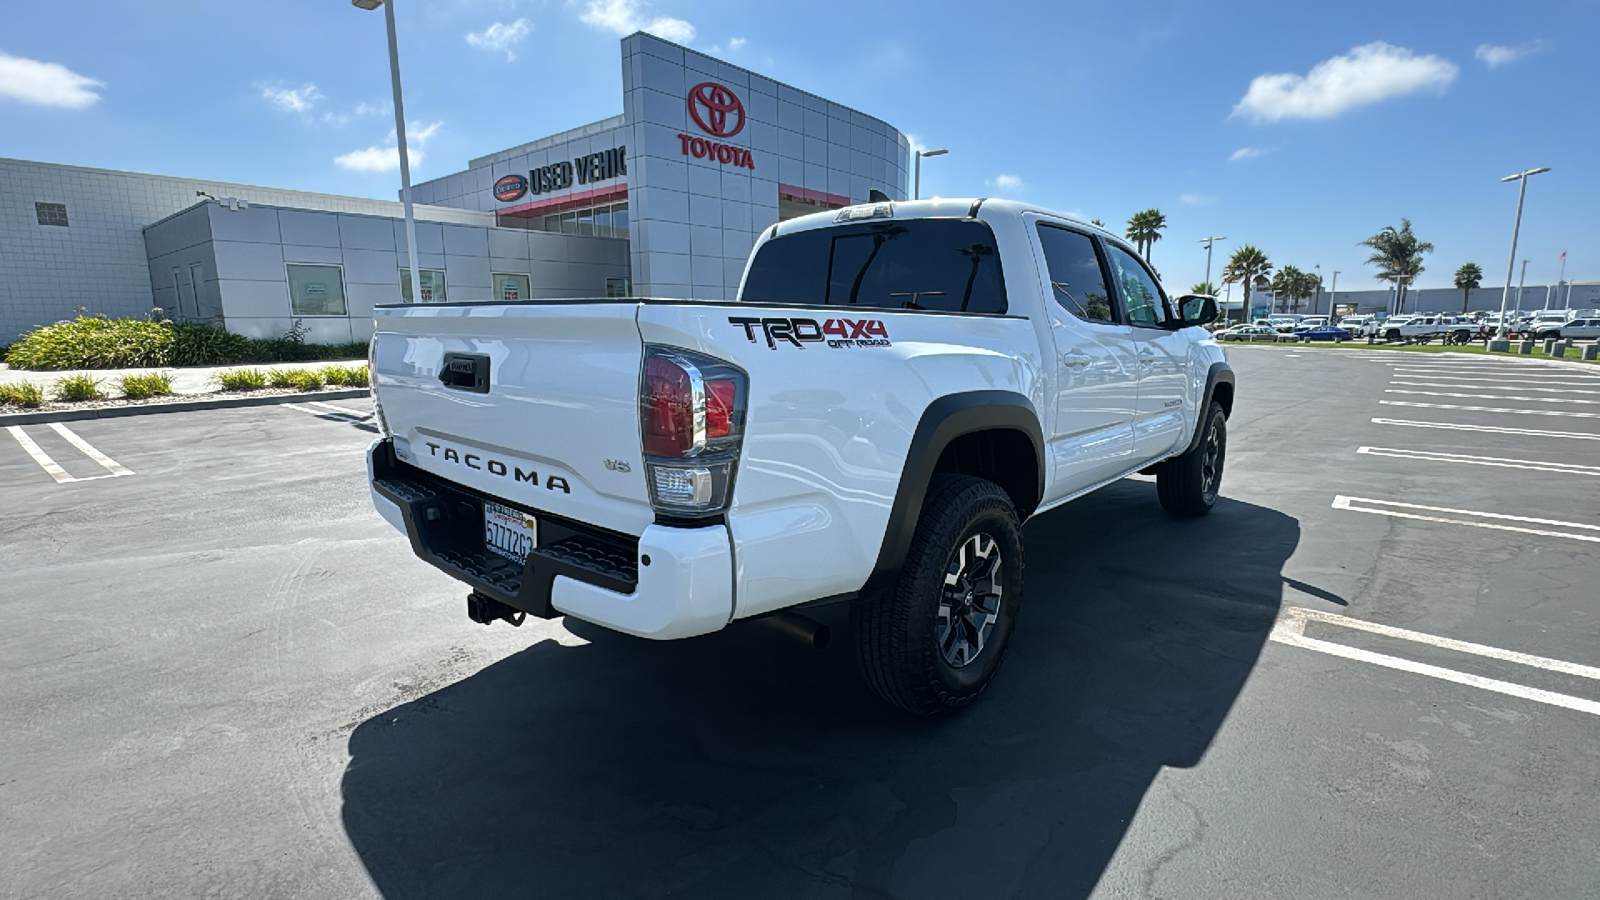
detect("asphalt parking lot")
[3,349,1599,898]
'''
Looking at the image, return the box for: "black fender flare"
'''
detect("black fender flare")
[1180,363,1235,455]
[858,391,1044,598]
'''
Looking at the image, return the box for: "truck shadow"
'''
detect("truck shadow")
[340,480,1295,899]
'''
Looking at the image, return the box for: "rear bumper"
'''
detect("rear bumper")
[367,439,733,640]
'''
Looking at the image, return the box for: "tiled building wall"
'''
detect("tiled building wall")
[412,117,629,213]
[0,157,493,342]
[145,202,630,343]
[621,33,911,301]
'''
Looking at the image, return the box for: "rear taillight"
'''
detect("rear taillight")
[639,347,747,518]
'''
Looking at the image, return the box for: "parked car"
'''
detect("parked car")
[365,197,1236,716]
[1535,317,1600,341]
[1218,325,1296,343]
[1266,315,1303,333]
[1296,325,1353,342]
[1293,316,1331,331]
[1336,314,1375,336]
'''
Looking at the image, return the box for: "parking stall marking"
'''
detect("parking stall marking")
[1357,446,1600,476]
[283,402,379,432]
[1384,368,1600,382]
[5,423,134,484]
[1385,389,1600,405]
[1379,400,1600,419]
[1271,606,1600,718]
[1332,495,1600,543]
[1370,417,1600,441]
[1389,381,1600,394]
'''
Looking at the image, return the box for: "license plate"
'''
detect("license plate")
[483,502,537,564]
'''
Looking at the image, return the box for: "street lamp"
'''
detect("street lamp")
[913,148,947,200]
[1329,270,1340,317]
[353,0,422,304]
[1515,259,1529,315]
[1496,167,1551,336]
[1313,263,1321,315]
[1198,235,1226,298]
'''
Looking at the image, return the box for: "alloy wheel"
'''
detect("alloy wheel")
[936,534,1003,668]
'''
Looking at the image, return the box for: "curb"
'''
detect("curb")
[0,389,369,427]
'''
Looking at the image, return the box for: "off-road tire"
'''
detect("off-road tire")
[1156,401,1227,518]
[853,475,1024,717]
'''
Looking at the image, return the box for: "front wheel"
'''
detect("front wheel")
[853,475,1025,717]
[1156,401,1227,518]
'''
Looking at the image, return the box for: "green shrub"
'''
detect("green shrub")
[118,371,175,400]
[0,382,45,407]
[319,364,370,387]
[52,374,106,402]
[171,323,255,367]
[7,314,173,370]
[268,368,324,391]
[215,368,269,391]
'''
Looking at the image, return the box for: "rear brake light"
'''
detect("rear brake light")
[639,346,747,518]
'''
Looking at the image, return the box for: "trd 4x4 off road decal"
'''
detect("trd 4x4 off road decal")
[730,316,892,349]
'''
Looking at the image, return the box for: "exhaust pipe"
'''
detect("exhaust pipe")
[762,611,831,650]
[467,591,526,627]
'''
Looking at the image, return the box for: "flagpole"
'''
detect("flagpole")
[1557,252,1567,309]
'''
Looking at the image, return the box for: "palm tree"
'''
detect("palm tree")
[1191,281,1218,296]
[1271,265,1304,314]
[1221,246,1272,323]
[1454,262,1484,313]
[1124,208,1168,265]
[1090,218,1105,228]
[1359,219,1435,315]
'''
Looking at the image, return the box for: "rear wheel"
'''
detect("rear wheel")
[1156,401,1227,518]
[853,475,1024,717]
[1386,329,1401,342]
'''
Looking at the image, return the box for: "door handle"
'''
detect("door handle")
[1061,349,1093,367]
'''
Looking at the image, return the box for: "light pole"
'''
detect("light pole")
[1198,235,1226,296]
[1496,167,1551,335]
[1515,259,1529,316]
[353,0,422,304]
[1556,251,1568,309]
[1313,263,1321,315]
[1328,270,1340,317]
[913,148,947,200]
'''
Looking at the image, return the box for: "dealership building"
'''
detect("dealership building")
[0,32,912,343]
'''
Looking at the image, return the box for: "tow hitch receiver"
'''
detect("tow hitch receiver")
[467,590,526,627]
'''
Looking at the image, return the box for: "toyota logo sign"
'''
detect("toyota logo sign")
[688,82,745,138]
[493,174,529,202]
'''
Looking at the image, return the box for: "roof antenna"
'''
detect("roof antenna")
[868,189,891,203]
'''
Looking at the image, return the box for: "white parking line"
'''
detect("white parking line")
[1379,400,1600,419]
[48,423,133,476]
[284,402,368,424]
[1386,368,1600,382]
[1371,417,1600,441]
[1332,495,1600,543]
[303,400,372,420]
[5,424,133,484]
[1271,606,1600,718]
[6,426,72,483]
[1389,380,1600,393]
[1385,389,1600,405]
[1357,446,1600,476]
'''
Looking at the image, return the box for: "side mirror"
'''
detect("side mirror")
[1169,294,1219,329]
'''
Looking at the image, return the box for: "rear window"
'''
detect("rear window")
[741,218,1007,314]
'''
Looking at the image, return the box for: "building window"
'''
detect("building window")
[399,268,448,303]
[493,273,531,302]
[286,264,348,316]
[606,276,631,298]
[35,202,69,227]
[497,201,630,239]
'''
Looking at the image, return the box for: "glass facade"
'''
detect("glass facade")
[496,201,629,239]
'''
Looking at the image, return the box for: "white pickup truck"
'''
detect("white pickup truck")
[366,198,1236,715]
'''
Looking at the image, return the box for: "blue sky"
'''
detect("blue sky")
[3,0,1596,296]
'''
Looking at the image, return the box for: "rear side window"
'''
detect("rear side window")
[741,219,1007,314]
[1036,224,1115,323]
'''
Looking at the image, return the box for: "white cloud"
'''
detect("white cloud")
[728,37,746,51]
[987,174,1026,194]
[0,52,103,109]
[466,18,532,61]
[334,120,443,173]
[1475,41,1543,68]
[354,102,386,117]
[261,82,324,114]
[1180,192,1217,205]
[580,0,695,44]
[1229,146,1266,161]
[1230,42,1458,123]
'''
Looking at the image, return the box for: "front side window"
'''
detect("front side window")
[1036,224,1115,324]
[493,273,530,302]
[1103,243,1167,328]
[287,264,347,316]
[740,218,1006,314]
[399,268,447,303]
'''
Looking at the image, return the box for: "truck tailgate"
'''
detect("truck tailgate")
[371,302,651,535]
